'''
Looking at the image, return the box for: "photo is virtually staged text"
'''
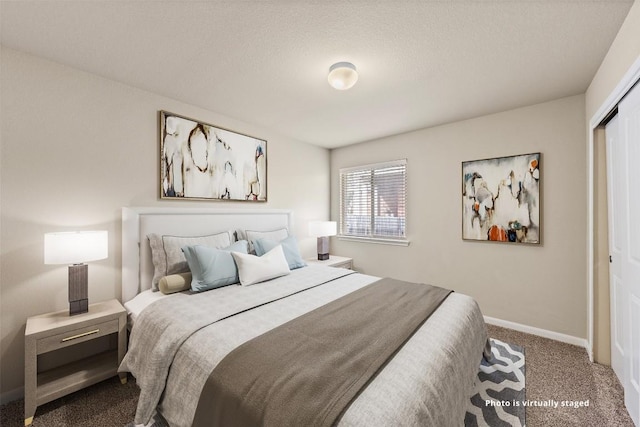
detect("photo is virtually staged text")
[485,399,590,409]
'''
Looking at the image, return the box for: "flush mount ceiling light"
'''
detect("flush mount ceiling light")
[328,62,358,90]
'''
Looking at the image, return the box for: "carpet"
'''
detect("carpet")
[125,412,168,427]
[465,338,526,427]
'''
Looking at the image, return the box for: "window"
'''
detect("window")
[339,159,407,244]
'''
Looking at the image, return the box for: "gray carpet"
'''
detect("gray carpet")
[0,376,138,427]
[1,325,634,426]
[487,324,635,427]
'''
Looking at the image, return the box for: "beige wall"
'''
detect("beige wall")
[0,47,330,400]
[585,0,640,364]
[331,95,587,339]
[586,1,640,120]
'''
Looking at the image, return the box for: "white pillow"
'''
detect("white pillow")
[231,245,290,286]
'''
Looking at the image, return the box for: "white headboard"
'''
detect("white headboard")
[121,207,293,302]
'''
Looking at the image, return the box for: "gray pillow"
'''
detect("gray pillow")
[182,240,249,292]
[148,231,233,291]
[245,228,289,253]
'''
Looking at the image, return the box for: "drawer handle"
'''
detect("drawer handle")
[61,329,100,342]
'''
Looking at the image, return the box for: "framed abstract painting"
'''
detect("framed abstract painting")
[159,111,267,201]
[462,152,540,244]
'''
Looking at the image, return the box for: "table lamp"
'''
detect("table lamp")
[44,230,108,315]
[308,221,337,261]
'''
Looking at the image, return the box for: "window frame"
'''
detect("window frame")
[338,159,409,246]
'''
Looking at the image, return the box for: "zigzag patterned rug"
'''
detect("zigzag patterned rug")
[465,338,526,427]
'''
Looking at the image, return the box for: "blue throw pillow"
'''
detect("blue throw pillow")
[182,240,249,292]
[254,236,307,270]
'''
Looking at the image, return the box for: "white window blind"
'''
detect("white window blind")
[339,159,407,241]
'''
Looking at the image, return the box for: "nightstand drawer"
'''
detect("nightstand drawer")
[37,319,119,354]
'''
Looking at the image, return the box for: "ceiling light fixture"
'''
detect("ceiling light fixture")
[328,62,358,90]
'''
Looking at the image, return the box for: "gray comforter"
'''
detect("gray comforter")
[120,266,488,427]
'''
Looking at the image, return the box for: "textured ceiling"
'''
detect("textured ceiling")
[0,1,634,148]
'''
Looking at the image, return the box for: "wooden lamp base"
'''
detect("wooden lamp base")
[317,236,330,261]
[68,264,89,315]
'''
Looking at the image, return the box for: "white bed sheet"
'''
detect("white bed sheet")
[124,289,172,328]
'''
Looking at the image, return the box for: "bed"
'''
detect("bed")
[119,207,488,427]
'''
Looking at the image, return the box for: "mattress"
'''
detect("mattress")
[121,266,488,427]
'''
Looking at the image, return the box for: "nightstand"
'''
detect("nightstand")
[307,255,353,269]
[24,299,127,426]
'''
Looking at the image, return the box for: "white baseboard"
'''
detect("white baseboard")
[484,316,589,351]
[0,386,23,405]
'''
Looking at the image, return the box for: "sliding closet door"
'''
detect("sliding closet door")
[608,81,640,427]
[605,114,625,384]
[619,81,640,427]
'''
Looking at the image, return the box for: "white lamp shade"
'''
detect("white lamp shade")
[328,62,358,90]
[44,231,108,265]
[309,221,337,238]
